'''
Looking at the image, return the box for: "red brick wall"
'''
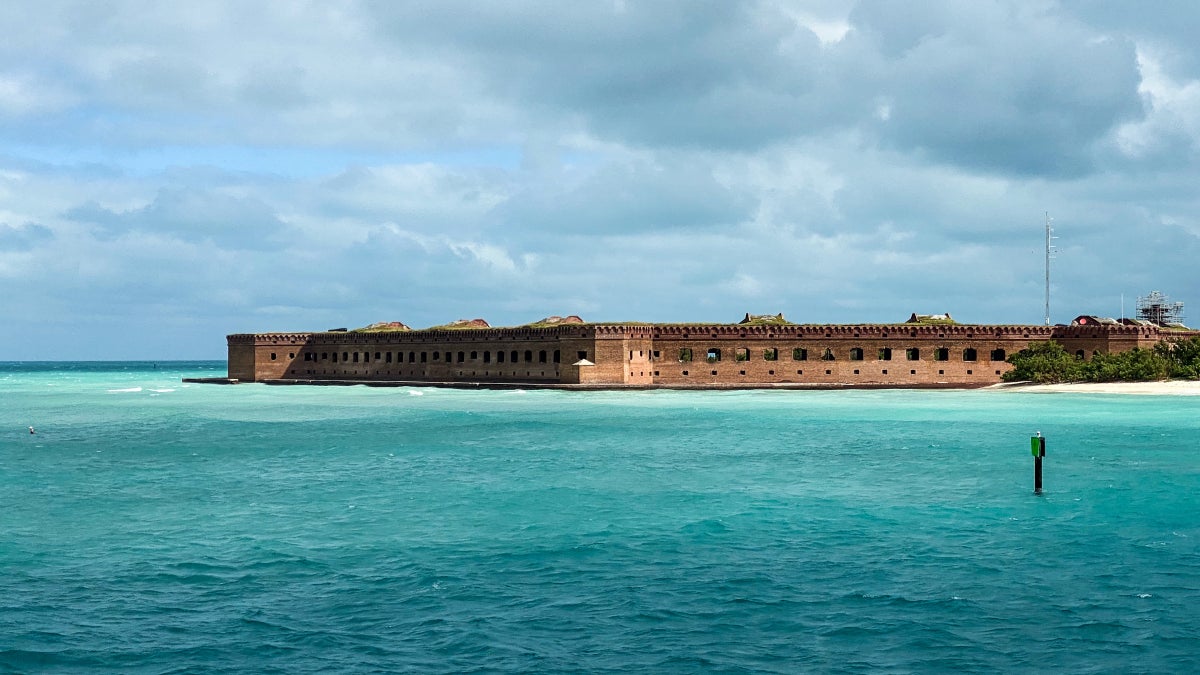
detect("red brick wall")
[227,323,1188,386]
[230,327,601,383]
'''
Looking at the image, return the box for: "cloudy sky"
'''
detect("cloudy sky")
[3,1,1199,359]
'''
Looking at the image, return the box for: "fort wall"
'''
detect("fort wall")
[226,321,1188,388]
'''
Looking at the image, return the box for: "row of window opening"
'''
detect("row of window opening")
[297,349,586,364]
[676,347,1006,363]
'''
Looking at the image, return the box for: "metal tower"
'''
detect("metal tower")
[1136,291,1185,326]
[1044,212,1056,325]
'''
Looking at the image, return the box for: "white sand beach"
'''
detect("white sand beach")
[991,380,1200,395]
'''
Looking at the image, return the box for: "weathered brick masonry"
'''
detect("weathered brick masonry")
[227,320,1178,387]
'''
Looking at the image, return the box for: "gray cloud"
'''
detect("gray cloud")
[0,221,53,250]
[364,1,851,149]
[67,187,287,249]
[498,154,752,234]
[1,1,1200,358]
[851,1,1142,175]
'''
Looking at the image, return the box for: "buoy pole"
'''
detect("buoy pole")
[1031,431,1046,493]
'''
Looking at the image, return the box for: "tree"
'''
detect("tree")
[1085,348,1169,382]
[1155,336,1200,379]
[1004,341,1086,383]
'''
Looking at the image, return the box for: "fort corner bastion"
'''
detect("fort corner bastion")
[219,313,1189,389]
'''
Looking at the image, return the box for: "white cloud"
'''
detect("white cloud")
[773,1,853,46]
[0,73,73,116]
[1117,46,1200,157]
[448,241,528,275]
[723,272,766,297]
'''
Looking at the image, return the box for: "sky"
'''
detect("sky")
[3,1,1200,360]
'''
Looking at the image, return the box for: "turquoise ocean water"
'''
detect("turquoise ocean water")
[2,361,1198,673]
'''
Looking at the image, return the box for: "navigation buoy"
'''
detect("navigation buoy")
[1031,431,1046,493]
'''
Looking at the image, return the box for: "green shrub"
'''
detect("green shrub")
[1155,336,1200,378]
[1006,340,1172,383]
[1003,341,1087,383]
[1084,348,1169,382]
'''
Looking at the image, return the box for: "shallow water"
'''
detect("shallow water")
[2,362,1198,672]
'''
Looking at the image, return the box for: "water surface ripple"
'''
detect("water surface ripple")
[2,362,1198,672]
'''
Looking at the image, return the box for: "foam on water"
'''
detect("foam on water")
[2,361,1199,673]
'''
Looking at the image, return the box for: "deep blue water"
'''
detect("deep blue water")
[2,361,1198,673]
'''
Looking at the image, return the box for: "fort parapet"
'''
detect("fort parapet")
[225,319,1182,388]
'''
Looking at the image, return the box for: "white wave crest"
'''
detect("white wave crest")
[107,387,143,393]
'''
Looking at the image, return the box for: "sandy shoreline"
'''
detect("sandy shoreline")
[990,380,1200,395]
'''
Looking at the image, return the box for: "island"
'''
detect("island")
[209,312,1199,389]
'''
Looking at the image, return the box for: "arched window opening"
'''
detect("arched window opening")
[538,350,547,363]
[821,348,835,361]
[498,351,505,363]
[707,348,722,362]
[679,348,693,362]
[484,351,492,363]
[458,351,465,363]
[1075,349,1086,360]
[849,347,864,361]
[763,348,778,361]
[935,348,949,361]
[553,350,560,363]
[524,350,533,363]
[878,348,892,361]
[906,348,920,361]
[963,348,977,362]
[991,348,1005,361]
[792,348,808,361]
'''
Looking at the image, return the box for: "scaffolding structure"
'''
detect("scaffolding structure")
[1136,290,1185,326]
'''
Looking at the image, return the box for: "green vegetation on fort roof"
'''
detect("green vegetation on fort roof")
[1005,337,1200,383]
[423,323,487,331]
[739,317,797,326]
[349,321,411,333]
[347,319,998,332]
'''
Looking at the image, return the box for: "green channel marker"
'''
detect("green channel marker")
[1031,432,1045,493]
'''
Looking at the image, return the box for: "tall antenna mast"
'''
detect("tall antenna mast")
[1041,211,1051,324]
[1044,212,1053,325]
